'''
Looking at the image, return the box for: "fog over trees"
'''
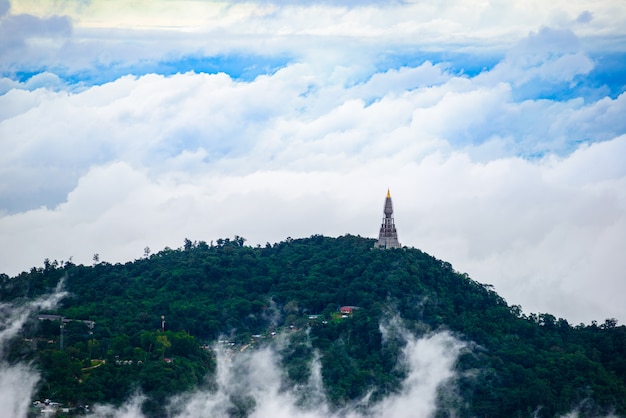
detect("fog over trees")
[1,235,625,417]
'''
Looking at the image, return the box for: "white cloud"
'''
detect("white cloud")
[88,324,465,418]
[372,332,465,417]
[1,48,625,325]
[1,1,625,415]
[0,282,67,418]
[0,364,39,418]
[473,26,596,98]
[1,142,624,325]
[407,137,626,324]
[3,0,625,75]
[1,0,625,328]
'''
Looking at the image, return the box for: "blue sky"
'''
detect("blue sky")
[1,0,626,325]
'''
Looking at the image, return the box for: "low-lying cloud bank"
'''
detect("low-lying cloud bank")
[82,321,620,418]
[0,303,621,418]
[87,322,467,418]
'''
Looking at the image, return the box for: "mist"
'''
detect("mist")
[0,297,620,417]
[86,321,467,418]
[0,280,66,417]
[82,319,618,418]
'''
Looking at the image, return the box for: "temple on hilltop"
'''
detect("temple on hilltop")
[374,189,401,249]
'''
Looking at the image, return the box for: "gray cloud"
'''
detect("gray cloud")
[0,0,9,18]
[229,0,407,4]
[0,12,72,59]
[1,1,624,76]
[576,11,593,25]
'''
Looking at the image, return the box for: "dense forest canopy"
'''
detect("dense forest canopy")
[1,235,625,417]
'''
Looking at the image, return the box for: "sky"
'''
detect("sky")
[0,0,625,326]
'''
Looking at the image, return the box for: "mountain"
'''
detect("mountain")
[1,235,625,417]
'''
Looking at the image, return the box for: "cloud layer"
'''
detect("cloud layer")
[1,0,625,326]
[3,0,626,83]
[2,60,625,324]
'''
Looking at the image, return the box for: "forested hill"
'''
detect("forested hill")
[2,235,626,417]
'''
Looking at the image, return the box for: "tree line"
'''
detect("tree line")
[1,234,625,417]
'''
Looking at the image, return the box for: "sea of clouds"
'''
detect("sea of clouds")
[1,0,625,327]
[1,1,625,415]
[1,54,625,325]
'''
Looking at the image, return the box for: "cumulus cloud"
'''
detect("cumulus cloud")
[1,41,625,324]
[1,44,622,208]
[474,26,595,103]
[3,0,625,79]
[408,137,626,324]
[1,0,625,328]
[0,4,72,68]
[0,2,624,417]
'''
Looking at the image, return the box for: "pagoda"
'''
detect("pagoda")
[374,189,401,249]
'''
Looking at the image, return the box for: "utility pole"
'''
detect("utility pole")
[60,323,65,350]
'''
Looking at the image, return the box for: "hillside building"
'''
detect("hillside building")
[374,189,401,249]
